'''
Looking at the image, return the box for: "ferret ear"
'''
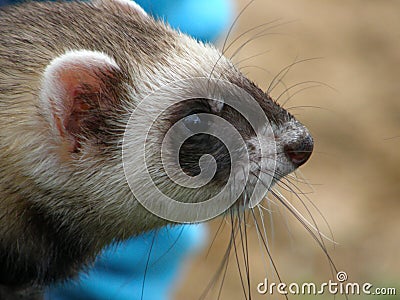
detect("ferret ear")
[94,0,148,17]
[40,50,123,153]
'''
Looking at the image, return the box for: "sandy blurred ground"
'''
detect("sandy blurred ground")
[175,0,400,299]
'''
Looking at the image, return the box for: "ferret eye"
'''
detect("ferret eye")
[182,113,209,133]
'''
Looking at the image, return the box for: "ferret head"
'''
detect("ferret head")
[20,0,313,239]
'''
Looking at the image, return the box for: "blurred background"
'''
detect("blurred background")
[175,0,400,299]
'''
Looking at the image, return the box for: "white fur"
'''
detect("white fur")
[95,0,148,16]
[114,0,148,16]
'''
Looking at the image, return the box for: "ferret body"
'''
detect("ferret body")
[0,1,313,298]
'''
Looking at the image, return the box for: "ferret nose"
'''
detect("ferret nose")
[284,134,314,167]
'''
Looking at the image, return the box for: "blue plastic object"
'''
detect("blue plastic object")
[136,0,233,42]
[45,225,207,300]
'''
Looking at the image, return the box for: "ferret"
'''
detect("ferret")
[0,0,313,299]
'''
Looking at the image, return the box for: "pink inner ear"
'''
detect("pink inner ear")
[42,50,121,154]
[55,66,97,136]
[60,67,103,93]
[53,66,117,153]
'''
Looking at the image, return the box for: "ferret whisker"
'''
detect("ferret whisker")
[220,0,256,55]
[140,230,157,300]
[233,49,272,69]
[208,0,256,82]
[277,84,320,108]
[275,80,329,104]
[249,207,289,300]
[261,170,332,243]
[251,159,315,186]
[269,189,338,268]
[270,188,348,300]
[276,176,336,246]
[272,172,313,192]
[284,172,319,186]
[230,210,249,300]
[215,252,230,300]
[262,166,333,242]
[246,173,283,271]
[210,52,275,92]
[256,202,274,215]
[199,230,233,300]
[240,169,252,288]
[293,169,317,191]
[257,202,274,254]
[202,213,248,300]
[223,18,281,56]
[214,221,235,300]
[227,18,296,62]
[229,32,289,63]
[238,64,272,74]
[280,177,319,194]
[275,180,313,195]
[265,167,309,187]
[251,168,335,256]
[267,57,324,95]
[251,205,279,287]
[286,105,332,112]
[268,54,298,95]
[268,190,296,244]
[205,217,226,259]
[383,135,400,140]
[149,226,185,266]
[239,64,292,100]
[236,205,251,299]
[225,19,293,61]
